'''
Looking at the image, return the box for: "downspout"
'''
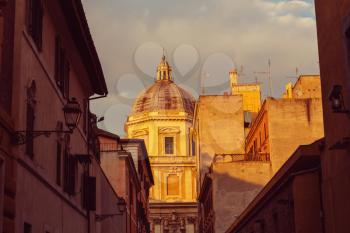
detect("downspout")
[318,166,326,233]
[87,93,108,233]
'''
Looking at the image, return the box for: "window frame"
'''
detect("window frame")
[25,0,43,51]
[166,174,180,196]
[54,35,70,99]
[164,136,175,155]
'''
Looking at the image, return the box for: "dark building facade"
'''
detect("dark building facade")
[0,1,128,233]
[315,1,350,232]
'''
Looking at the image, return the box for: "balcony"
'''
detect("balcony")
[148,156,196,164]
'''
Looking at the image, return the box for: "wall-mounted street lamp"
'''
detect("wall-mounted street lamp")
[328,85,350,114]
[327,85,350,150]
[95,197,127,222]
[12,98,82,145]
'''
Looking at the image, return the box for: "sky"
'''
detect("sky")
[82,0,319,136]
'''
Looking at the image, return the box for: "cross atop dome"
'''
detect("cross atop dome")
[156,54,173,82]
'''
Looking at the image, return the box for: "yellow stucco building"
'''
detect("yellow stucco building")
[230,69,261,113]
[125,56,198,233]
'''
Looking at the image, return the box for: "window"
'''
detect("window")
[167,174,179,196]
[164,137,174,154]
[192,139,196,156]
[259,131,262,145]
[54,36,70,98]
[26,81,36,158]
[26,0,43,50]
[82,175,96,211]
[24,222,32,233]
[253,139,257,154]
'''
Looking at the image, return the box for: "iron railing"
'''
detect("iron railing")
[148,156,196,164]
[99,143,119,152]
[213,152,270,163]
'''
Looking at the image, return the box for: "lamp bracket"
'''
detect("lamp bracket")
[12,130,72,145]
[333,109,350,115]
[95,213,123,222]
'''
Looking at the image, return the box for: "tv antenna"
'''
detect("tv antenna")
[254,58,272,96]
[286,67,300,81]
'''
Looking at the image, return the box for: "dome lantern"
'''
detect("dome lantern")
[156,55,173,82]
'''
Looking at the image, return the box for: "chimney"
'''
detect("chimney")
[229,69,238,94]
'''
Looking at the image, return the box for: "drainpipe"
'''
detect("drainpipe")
[318,166,326,233]
[87,93,108,233]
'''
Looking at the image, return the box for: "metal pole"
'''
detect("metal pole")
[268,59,273,97]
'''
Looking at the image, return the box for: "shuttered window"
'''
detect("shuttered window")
[56,141,62,186]
[26,0,43,50]
[82,175,96,211]
[55,36,70,98]
[24,223,32,233]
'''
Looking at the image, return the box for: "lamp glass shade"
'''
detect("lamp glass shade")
[63,98,82,131]
[332,98,342,111]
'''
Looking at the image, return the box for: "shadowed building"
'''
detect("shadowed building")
[315,1,350,232]
[0,1,131,233]
[98,131,154,233]
[125,56,198,233]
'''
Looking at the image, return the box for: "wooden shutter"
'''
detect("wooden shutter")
[56,141,62,186]
[25,0,33,34]
[82,175,96,211]
[63,59,70,99]
[54,36,62,85]
[36,0,43,50]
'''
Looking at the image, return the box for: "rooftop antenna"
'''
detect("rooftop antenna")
[254,58,273,96]
[201,73,208,95]
[286,67,299,81]
[238,65,246,80]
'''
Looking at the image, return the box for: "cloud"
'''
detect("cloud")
[82,0,319,133]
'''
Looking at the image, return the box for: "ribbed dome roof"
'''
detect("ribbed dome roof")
[131,55,196,115]
[131,80,195,115]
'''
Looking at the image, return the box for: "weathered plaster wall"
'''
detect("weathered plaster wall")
[268,98,324,172]
[212,161,272,233]
[195,95,245,185]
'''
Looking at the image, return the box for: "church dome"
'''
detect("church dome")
[131,56,195,115]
